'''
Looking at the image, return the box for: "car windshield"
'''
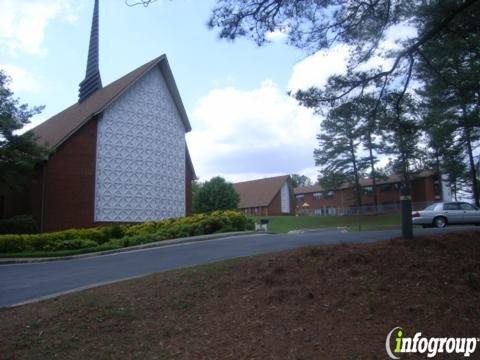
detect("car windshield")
[424,203,439,211]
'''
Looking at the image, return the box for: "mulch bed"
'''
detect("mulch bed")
[1,231,479,359]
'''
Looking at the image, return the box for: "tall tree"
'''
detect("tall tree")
[313,101,368,206]
[378,93,423,183]
[420,89,470,201]
[192,176,240,213]
[416,4,480,205]
[209,0,479,104]
[207,0,479,238]
[356,95,383,209]
[317,170,348,190]
[290,174,312,188]
[0,71,47,192]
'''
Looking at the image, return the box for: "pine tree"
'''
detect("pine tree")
[314,101,368,206]
[416,4,480,205]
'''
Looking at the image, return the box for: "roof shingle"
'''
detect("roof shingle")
[233,175,289,209]
[31,55,191,149]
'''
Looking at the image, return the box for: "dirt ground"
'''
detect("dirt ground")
[1,231,479,359]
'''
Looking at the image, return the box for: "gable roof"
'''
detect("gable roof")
[233,175,290,209]
[31,54,191,150]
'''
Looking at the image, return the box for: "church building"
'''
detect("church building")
[16,0,195,232]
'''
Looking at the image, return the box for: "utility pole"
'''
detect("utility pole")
[400,184,414,239]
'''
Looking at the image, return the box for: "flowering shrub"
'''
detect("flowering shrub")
[0,211,254,254]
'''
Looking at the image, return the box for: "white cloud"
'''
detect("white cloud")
[0,64,41,93]
[187,80,319,183]
[188,24,418,184]
[0,0,78,56]
[265,29,288,42]
[288,45,349,92]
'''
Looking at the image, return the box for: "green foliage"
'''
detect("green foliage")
[378,93,424,180]
[125,211,254,237]
[290,174,312,188]
[192,176,240,214]
[0,215,38,234]
[313,101,369,205]
[416,5,480,205]
[317,170,348,191]
[0,227,112,253]
[0,211,254,254]
[0,70,48,192]
[55,239,99,251]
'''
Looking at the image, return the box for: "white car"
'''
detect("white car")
[412,202,480,228]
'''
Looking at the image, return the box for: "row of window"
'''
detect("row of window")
[296,183,402,202]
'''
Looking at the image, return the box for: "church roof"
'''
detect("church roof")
[233,175,290,209]
[31,55,191,150]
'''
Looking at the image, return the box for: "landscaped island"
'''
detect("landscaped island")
[0,211,254,258]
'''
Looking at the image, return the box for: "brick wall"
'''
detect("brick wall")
[34,119,98,232]
[295,175,440,214]
[185,154,193,216]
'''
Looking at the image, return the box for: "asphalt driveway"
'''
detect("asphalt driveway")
[0,226,476,308]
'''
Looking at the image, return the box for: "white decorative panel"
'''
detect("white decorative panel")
[94,67,186,222]
[280,182,290,213]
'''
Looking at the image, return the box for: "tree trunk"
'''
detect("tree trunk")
[349,138,362,209]
[367,130,378,211]
[465,126,479,206]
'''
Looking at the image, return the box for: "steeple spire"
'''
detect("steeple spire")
[79,0,102,102]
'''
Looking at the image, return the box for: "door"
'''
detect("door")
[442,202,463,224]
[460,203,480,224]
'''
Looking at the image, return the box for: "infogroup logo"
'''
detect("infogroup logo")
[385,327,479,359]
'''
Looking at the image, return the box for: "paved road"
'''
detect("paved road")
[0,226,476,308]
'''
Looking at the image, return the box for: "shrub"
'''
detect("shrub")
[0,235,29,253]
[0,215,38,235]
[0,211,252,254]
[55,239,98,251]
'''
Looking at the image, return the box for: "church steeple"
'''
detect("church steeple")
[79,0,102,102]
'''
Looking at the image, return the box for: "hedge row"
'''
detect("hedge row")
[0,211,254,254]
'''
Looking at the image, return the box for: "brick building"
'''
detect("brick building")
[0,0,195,231]
[294,171,450,216]
[233,175,295,216]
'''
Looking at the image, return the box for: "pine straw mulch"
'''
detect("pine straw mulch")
[1,231,479,359]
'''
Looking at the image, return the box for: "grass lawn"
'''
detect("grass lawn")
[1,231,479,359]
[253,213,401,233]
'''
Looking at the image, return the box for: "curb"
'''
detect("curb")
[0,231,265,265]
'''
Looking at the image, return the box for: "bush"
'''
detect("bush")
[0,211,253,254]
[55,239,98,251]
[0,215,38,235]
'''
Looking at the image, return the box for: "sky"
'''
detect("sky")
[0,0,354,183]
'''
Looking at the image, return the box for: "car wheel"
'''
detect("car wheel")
[433,216,447,228]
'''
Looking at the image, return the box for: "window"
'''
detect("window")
[460,203,476,211]
[296,195,304,203]
[363,186,373,196]
[313,192,321,200]
[321,191,334,199]
[327,207,336,215]
[379,184,393,192]
[443,203,460,211]
[424,203,440,211]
